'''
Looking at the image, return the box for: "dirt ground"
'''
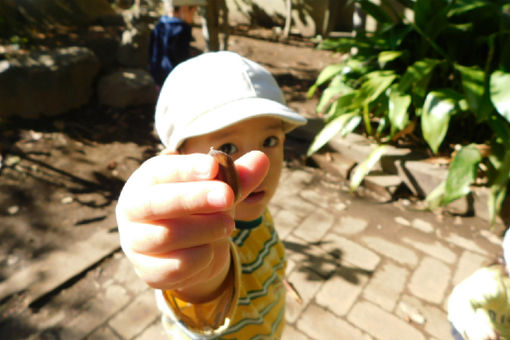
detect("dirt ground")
[0,26,342,299]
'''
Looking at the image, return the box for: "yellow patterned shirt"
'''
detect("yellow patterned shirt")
[156,210,287,339]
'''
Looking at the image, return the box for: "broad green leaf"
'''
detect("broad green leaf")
[307,113,362,156]
[388,87,411,131]
[448,0,494,17]
[354,71,397,107]
[487,115,510,147]
[378,51,404,68]
[488,150,510,226]
[316,77,351,114]
[414,0,449,40]
[489,184,508,227]
[316,64,345,87]
[398,59,441,93]
[455,64,492,121]
[443,144,482,205]
[421,90,457,153]
[350,145,388,191]
[326,92,358,120]
[490,71,510,123]
[426,180,446,209]
[376,116,388,137]
[318,37,369,52]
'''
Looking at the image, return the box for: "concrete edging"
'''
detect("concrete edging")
[292,119,503,224]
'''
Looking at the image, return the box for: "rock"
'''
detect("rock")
[97,69,157,108]
[0,47,100,119]
[117,26,150,68]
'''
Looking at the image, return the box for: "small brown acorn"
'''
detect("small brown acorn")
[208,148,242,202]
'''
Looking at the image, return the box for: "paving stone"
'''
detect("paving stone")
[59,293,127,340]
[281,324,311,340]
[300,188,335,208]
[395,216,411,226]
[316,267,369,316]
[362,236,418,266]
[408,257,451,304]
[104,284,130,305]
[333,216,369,235]
[285,268,324,324]
[0,228,120,304]
[423,305,452,340]
[411,218,435,233]
[284,234,338,278]
[310,152,356,179]
[273,194,317,218]
[298,303,367,340]
[363,174,403,201]
[286,258,297,276]
[321,233,380,271]
[397,295,427,326]
[276,168,314,197]
[109,289,160,339]
[402,236,457,264]
[86,325,121,340]
[293,209,334,243]
[440,231,489,255]
[363,262,409,311]
[452,250,489,285]
[348,301,426,340]
[273,208,302,239]
[113,257,150,296]
[479,229,503,246]
[397,295,452,340]
[133,320,169,340]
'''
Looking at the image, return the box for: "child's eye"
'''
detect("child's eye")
[263,136,279,148]
[218,143,238,155]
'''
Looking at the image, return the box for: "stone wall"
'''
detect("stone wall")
[226,0,353,37]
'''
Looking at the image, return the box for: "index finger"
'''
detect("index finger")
[131,153,219,186]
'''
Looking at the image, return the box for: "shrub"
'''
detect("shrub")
[308,0,510,225]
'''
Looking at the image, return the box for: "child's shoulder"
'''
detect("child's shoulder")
[466,264,508,287]
[157,15,186,25]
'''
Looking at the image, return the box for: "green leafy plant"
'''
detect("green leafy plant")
[308,0,510,225]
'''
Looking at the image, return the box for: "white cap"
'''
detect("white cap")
[155,51,307,151]
[163,0,206,7]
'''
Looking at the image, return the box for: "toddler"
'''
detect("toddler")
[116,51,306,339]
[149,0,206,87]
[448,228,510,340]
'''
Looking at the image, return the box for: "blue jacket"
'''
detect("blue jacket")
[149,16,192,86]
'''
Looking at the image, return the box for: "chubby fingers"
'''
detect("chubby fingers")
[124,239,231,290]
[234,150,270,201]
[120,213,235,255]
[117,153,234,221]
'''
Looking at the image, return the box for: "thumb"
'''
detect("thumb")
[234,151,270,201]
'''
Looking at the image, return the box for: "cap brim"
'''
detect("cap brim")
[168,97,307,150]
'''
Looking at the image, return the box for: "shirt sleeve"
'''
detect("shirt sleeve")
[155,240,242,339]
[448,266,504,337]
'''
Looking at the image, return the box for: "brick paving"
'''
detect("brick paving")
[13,164,503,340]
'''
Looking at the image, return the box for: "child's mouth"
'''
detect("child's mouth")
[244,191,265,203]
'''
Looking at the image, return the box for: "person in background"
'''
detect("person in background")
[149,0,206,88]
[448,228,510,340]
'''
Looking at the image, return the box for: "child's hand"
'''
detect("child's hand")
[115,151,269,303]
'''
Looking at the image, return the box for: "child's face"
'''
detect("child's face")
[180,117,285,221]
[177,5,198,24]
